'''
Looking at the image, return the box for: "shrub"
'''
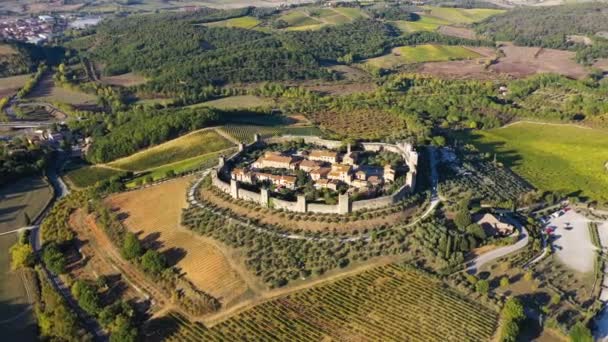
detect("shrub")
[10,241,34,270]
[121,232,143,260]
[141,249,167,275]
[42,243,67,274]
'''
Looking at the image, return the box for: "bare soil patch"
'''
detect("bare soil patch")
[438,25,477,39]
[69,209,145,304]
[100,72,147,87]
[0,74,30,98]
[105,177,249,306]
[489,44,602,79]
[303,82,376,95]
[200,186,416,233]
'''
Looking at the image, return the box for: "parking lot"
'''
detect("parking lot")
[547,209,595,273]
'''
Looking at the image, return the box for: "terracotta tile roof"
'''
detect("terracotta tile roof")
[310,149,338,159]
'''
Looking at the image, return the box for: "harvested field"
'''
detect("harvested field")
[107,129,234,172]
[307,109,408,139]
[489,44,606,79]
[124,150,231,188]
[0,74,31,98]
[421,6,505,24]
[105,177,250,306]
[365,45,483,69]
[0,177,52,233]
[188,95,272,110]
[438,25,477,39]
[205,16,261,29]
[100,72,147,87]
[390,15,450,33]
[25,74,96,105]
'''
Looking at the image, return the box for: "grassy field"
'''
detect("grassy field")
[64,165,126,188]
[125,150,231,188]
[391,15,451,33]
[219,125,323,144]
[279,7,367,31]
[153,265,498,341]
[0,233,37,341]
[205,16,261,29]
[107,129,234,172]
[0,177,52,233]
[0,74,31,98]
[463,122,608,202]
[105,177,249,306]
[421,6,505,24]
[26,75,96,106]
[187,95,272,110]
[365,44,481,68]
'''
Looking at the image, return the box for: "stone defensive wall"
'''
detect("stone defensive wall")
[209,134,418,214]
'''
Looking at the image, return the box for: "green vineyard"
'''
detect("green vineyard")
[220,125,324,143]
[149,265,498,341]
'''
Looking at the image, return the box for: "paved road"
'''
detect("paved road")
[29,151,107,341]
[465,216,529,274]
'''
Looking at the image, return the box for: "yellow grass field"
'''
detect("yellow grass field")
[105,177,249,306]
[107,129,234,172]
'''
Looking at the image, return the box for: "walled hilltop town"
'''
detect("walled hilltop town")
[212,134,418,214]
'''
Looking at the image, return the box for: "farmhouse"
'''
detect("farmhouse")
[475,213,515,236]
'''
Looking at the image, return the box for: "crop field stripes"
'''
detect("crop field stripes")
[158,265,498,341]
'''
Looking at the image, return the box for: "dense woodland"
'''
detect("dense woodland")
[0,140,49,186]
[84,107,219,163]
[75,9,492,103]
[0,42,63,77]
[476,3,608,63]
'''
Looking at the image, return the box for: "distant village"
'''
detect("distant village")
[0,14,102,44]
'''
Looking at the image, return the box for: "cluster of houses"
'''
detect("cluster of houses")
[231,146,396,192]
[0,15,62,44]
[0,14,102,45]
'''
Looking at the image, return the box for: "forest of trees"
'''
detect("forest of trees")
[475,3,608,63]
[85,107,219,163]
[0,41,64,77]
[75,9,493,103]
[0,140,49,186]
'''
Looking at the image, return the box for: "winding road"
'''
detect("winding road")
[29,151,107,341]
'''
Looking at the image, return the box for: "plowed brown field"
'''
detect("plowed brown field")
[105,177,249,306]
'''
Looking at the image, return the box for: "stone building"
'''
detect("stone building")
[309,149,339,163]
